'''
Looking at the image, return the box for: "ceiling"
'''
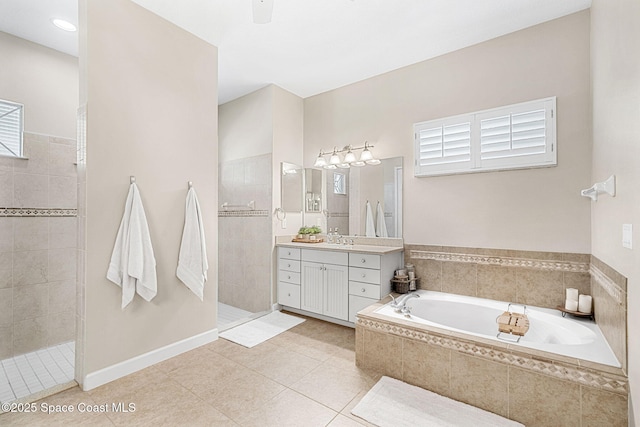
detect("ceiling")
[0,0,591,104]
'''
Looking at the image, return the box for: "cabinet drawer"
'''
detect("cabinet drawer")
[349,253,380,269]
[279,259,301,273]
[302,249,348,266]
[279,270,300,285]
[349,266,381,285]
[349,281,381,300]
[278,282,301,309]
[278,247,301,260]
[349,295,378,323]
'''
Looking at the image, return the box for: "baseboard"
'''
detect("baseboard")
[82,328,218,391]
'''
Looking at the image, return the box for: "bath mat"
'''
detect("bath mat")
[219,311,305,348]
[351,376,524,427]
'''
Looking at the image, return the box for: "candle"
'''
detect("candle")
[578,295,593,314]
[564,299,579,312]
[566,288,579,302]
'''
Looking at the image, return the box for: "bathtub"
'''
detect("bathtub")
[375,290,620,367]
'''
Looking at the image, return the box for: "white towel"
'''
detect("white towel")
[107,183,157,309]
[176,187,208,300]
[365,201,376,237]
[376,201,388,237]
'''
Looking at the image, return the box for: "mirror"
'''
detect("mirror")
[323,157,403,238]
[304,168,322,212]
[281,162,303,212]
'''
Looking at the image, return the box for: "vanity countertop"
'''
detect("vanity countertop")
[276,241,403,254]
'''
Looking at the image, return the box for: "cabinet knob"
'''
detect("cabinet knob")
[288,251,291,255]
[361,273,366,278]
[361,258,366,263]
[361,288,366,293]
[287,275,291,280]
[287,263,291,268]
[288,293,291,297]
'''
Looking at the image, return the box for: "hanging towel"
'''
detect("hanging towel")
[107,183,157,309]
[376,201,388,237]
[365,201,376,237]
[176,187,208,301]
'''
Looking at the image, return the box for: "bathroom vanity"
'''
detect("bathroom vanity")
[277,242,403,326]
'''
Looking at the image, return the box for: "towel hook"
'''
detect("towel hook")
[130,176,136,184]
[188,181,193,190]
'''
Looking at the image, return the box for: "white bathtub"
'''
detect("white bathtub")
[375,290,620,367]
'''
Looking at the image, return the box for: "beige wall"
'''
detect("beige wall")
[80,0,218,374]
[591,0,640,424]
[304,11,592,253]
[0,31,78,139]
[219,85,273,163]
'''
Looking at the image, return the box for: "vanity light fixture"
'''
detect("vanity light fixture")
[51,18,77,32]
[313,142,380,169]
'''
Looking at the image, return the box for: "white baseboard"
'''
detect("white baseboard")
[82,328,218,391]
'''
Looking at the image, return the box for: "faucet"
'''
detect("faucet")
[389,292,420,315]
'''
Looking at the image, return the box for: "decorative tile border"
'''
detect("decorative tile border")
[409,250,590,273]
[357,317,628,395]
[218,210,269,218]
[327,212,348,218]
[590,264,625,306]
[0,208,77,217]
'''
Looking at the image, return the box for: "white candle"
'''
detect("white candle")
[566,288,579,302]
[564,299,579,312]
[578,295,593,314]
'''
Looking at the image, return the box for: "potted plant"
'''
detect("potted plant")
[297,225,322,240]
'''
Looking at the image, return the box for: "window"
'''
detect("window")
[333,172,346,195]
[0,99,24,158]
[414,97,556,177]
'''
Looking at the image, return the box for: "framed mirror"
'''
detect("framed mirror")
[281,162,303,212]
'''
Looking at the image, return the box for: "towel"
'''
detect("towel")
[376,201,388,237]
[107,183,157,309]
[176,187,208,300]
[365,201,376,237]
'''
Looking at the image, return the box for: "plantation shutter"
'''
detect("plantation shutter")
[0,100,23,158]
[415,116,472,175]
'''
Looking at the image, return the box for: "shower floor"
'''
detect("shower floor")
[218,303,255,331]
[0,341,75,403]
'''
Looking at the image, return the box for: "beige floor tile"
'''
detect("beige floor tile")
[199,369,286,421]
[165,351,247,395]
[154,345,217,374]
[327,413,369,426]
[291,357,377,412]
[233,388,337,427]
[241,344,322,386]
[87,365,168,403]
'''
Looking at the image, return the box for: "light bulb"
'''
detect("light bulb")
[337,163,351,169]
[344,150,357,163]
[313,152,327,168]
[360,147,374,162]
[365,159,381,165]
[350,161,366,167]
[324,164,337,170]
[329,150,341,165]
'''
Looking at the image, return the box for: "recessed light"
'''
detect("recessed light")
[51,18,77,32]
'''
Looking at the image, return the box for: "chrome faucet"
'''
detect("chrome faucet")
[389,292,420,314]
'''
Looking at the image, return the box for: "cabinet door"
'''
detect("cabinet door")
[323,264,349,321]
[301,261,324,314]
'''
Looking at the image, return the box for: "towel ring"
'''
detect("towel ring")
[188,181,193,189]
[275,207,286,221]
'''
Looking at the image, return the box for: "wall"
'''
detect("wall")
[304,11,592,253]
[590,0,640,424]
[0,32,78,140]
[0,133,77,359]
[79,0,218,379]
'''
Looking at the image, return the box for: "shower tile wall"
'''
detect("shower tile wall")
[0,132,77,359]
[218,154,272,313]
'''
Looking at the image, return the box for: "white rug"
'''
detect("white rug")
[219,311,305,348]
[351,376,524,427]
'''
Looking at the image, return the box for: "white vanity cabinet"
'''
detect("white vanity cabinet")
[301,250,349,321]
[277,247,301,309]
[277,244,403,326]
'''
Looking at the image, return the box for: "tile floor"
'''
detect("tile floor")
[0,313,381,426]
[0,342,75,403]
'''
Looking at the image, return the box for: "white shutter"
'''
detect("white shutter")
[414,97,556,177]
[414,115,472,176]
[0,100,23,158]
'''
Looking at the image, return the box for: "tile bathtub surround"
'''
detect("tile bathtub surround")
[0,132,78,360]
[0,315,380,426]
[590,256,627,373]
[356,312,629,427]
[405,245,592,310]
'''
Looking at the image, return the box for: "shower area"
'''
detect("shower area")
[0,131,78,404]
[217,154,273,330]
